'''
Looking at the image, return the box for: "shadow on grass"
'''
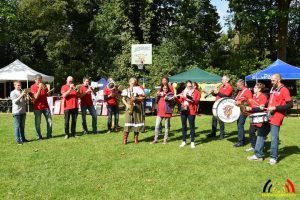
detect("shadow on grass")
[278,145,300,161]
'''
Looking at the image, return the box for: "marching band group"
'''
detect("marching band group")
[10,73,293,165]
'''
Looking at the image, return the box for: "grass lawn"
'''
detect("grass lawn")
[0,112,299,200]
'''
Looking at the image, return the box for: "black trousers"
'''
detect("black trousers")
[64,108,78,136]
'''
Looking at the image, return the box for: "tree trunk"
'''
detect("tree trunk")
[277,0,291,61]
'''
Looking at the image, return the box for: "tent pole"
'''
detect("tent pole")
[4,82,7,98]
[27,79,29,112]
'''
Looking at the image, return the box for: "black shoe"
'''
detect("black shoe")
[206,133,216,137]
[17,141,23,145]
[47,136,52,139]
[23,139,30,142]
[233,142,244,147]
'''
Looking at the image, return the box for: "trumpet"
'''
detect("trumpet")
[21,88,35,102]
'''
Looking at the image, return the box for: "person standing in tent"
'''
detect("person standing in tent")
[103,77,120,133]
[61,76,79,139]
[78,76,98,134]
[31,74,52,140]
[10,81,28,145]
[248,73,293,165]
[207,75,233,140]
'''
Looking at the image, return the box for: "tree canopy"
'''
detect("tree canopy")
[1,0,300,89]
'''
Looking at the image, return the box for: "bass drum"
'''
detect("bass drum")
[212,98,241,123]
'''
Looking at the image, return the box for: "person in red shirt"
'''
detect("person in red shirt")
[248,74,293,165]
[61,76,79,139]
[31,74,52,140]
[177,80,201,148]
[150,85,173,144]
[234,79,253,147]
[79,77,97,134]
[103,78,120,132]
[157,77,174,132]
[207,75,233,139]
[244,82,268,152]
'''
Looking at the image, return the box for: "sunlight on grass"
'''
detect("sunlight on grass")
[0,113,299,199]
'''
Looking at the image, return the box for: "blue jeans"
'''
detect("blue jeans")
[107,105,119,130]
[34,109,52,139]
[81,105,97,133]
[181,114,196,142]
[211,116,225,136]
[255,123,280,160]
[237,114,247,144]
[13,113,26,142]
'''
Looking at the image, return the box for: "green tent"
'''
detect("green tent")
[169,68,221,83]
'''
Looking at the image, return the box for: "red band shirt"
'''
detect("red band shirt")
[268,85,292,126]
[79,85,93,107]
[61,84,78,110]
[31,83,49,110]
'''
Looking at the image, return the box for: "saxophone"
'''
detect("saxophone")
[127,89,136,115]
[127,97,135,115]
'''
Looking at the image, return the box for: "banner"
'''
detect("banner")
[131,44,152,65]
[199,83,222,101]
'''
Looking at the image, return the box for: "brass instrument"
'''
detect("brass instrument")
[21,88,35,102]
[127,96,135,115]
[107,80,124,92]
[74,84,81,92]
[238,100,252,116]
[107,81,116,90]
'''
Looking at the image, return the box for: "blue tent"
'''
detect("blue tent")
[245,59,300,81]
[97,78,108,90]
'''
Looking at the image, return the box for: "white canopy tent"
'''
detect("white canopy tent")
[0,59,54,97]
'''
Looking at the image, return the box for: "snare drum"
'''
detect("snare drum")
[249,112,269,124]
[212,98,241,123]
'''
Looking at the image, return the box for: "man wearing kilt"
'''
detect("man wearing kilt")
[121,78,145,144]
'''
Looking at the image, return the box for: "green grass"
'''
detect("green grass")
[0,112,299,200]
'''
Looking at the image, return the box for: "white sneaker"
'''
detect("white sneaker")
[64,135,69,139]
[268,158,277,165]
[191,142,195,149]
[179,141,186,148]
[247,155,263,161]
[245,147,254,152]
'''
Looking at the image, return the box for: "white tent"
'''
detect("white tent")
[0,59,54,82]
[0,59,54,99]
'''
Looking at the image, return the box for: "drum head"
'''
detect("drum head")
[213,98,240,123]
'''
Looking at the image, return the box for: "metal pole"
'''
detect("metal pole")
[27,79,29,112]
